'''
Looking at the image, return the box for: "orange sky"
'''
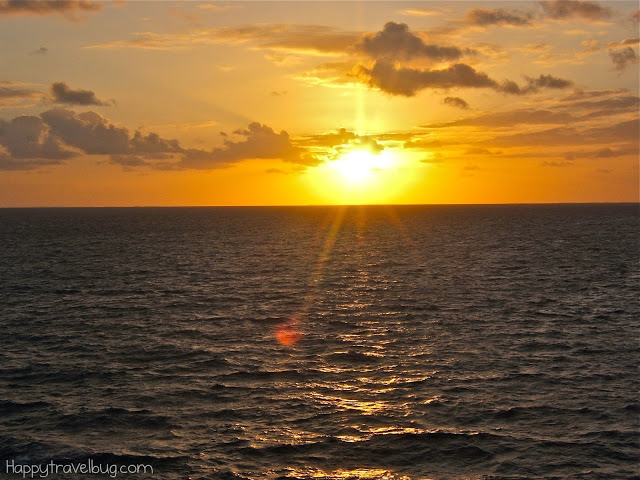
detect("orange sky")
[0,1,638,206]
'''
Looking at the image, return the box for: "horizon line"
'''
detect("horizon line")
[1,201,638,209]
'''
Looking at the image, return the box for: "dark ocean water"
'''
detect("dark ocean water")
[0,204,638,480]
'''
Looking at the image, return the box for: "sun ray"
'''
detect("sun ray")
[275,206,347,346]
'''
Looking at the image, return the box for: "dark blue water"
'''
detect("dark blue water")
[0,204,638,479]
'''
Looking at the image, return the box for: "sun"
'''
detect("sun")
[305,147,417,205]
[331,150,390,184]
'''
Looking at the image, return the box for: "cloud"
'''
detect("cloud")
[0,81,42,108]
[31,47,48,55]
[302,128,388,158]
[89,24,360,56]
[558,88,632,101]
[50,82,111,106]
[427,109,574,128]
[0,82,40,100]
[41,108,133,155]
[609,47,639,72]
[359,61,497,96]
[581,40,600,51]
[487,118,639,147]
[542,160,573,167]
[443,96,470,109]
[527,74,573,89]
[562,145,639,160]
[562,94,640,118]
[357,61,572,97]
[400,8,445,17]
[0,114,76,162]
[0,154,63,170]
[463,8,533,26]
[181,122,318,169]
[465,147,500,156]
[606,38,640,48]
[89,22,470,66]
[539,0,612,22]
[0,108,316,170]
[355,22,469,61]
[0,0,102,20]
[592,146,638,158]
[198,4,236,11]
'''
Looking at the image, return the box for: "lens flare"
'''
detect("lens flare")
[276,316,302,346]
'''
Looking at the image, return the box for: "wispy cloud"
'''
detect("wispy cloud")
[538,0,612,23]
[0,0,102,21]
[463,8,533,27]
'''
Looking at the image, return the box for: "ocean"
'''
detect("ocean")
[0,204,638,480]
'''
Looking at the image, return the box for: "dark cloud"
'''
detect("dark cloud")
[499,74,574,95]
[427,109,574,128]
[180,122,318,169]
[443,96,470,109]
[359,61,497,97]
[0,0,102,19]
[528,74,573,89]
[609,47,639,72]
[0,115,76,162]
[358,61,572,97]
[41,109,131,154]
[50,82,111,106]
[463,8,533,26]
[0,108,315,171]
[31,47,48,55]
[539,0,612,22]
[108,154,150,168]
[0,154,62,170]
[355,21,470,61]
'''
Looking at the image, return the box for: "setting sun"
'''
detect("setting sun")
[331,150,391,184]
[306,148,417,205]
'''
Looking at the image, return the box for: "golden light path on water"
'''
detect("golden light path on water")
[269,203,434,479]
[284,467,414,480]
[274,204,422,347]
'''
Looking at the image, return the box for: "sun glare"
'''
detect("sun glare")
[305,148,419,205]
[332,150,392,184]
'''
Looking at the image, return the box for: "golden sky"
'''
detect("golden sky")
[0,0,638,206]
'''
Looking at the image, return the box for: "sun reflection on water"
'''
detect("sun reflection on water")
[284,467,414,480]
[307,392,393,415]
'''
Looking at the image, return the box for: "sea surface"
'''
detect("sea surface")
[0,204,638,480]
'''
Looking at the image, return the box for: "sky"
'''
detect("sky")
[0,0,638,206]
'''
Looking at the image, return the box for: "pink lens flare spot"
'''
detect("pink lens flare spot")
[275,316,303,346]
